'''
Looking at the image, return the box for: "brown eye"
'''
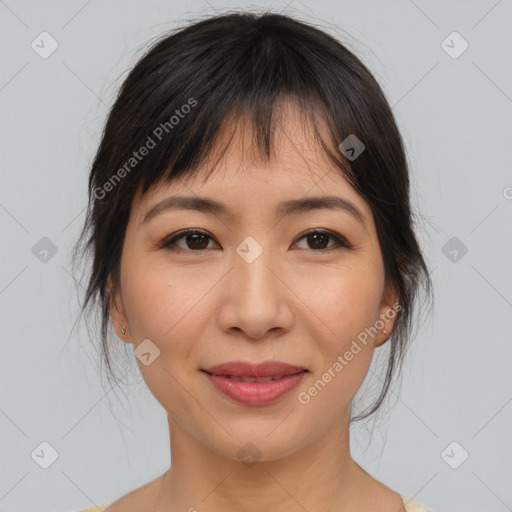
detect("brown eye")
[160,229,217,251]
[306,232,330,250]
[294,229,353,251]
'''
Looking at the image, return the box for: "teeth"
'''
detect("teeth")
[254,376,273,382]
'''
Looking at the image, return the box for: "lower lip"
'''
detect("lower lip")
[203,371,307,405]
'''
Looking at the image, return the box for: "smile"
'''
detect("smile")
[201,365,308,405]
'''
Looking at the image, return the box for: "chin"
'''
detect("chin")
[209,428,307,465]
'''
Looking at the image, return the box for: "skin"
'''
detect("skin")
[107,101,403,512]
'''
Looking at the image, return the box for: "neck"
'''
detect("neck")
[157,412,367,512]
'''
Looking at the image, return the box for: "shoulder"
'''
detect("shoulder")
[84,473,164,512]
[400,494,433,512]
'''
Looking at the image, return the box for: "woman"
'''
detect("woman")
[73,11,433,512]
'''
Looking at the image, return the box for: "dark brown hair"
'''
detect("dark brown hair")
[72,11,433,421]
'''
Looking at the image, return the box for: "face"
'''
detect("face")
[109,103,399,463]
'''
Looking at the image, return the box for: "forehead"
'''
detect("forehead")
[131,100,367,221]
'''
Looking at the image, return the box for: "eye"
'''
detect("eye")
[294,229,354,251]
[159,229,218,251]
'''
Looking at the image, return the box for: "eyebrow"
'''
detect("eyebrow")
[141,195,366,226]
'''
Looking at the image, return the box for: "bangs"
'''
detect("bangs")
[146,95,357,193]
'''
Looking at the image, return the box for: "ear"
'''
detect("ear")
[374,283,401,348]
[107,275,131,342]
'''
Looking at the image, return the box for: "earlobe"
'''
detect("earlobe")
[375,326,391,348]
[375,286,400,347]
[375,331,389,348]
[107,275,131,342]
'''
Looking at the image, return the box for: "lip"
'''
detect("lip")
[201,361,308,406]
[202,361,306,378]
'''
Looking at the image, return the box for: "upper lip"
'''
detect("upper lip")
[202,361,307,377]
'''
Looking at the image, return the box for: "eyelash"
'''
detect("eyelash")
[158,228,355,253]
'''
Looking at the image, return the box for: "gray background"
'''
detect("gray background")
[1,1,511,511]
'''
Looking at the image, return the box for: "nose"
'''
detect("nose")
[217,246,294,340]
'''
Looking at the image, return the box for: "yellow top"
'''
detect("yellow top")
[78,494,431,511]
[400,494,432,511]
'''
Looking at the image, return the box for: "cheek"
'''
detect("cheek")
[120,263,206,412]
[120,258,218,398]
[297,262,383,346]
[294,263,382,404]
[122,257,212,340]
[297,287,378,418]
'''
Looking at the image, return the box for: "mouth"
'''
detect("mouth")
[201,361,309,405]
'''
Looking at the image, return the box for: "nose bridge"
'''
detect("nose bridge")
[234,235,279,306]
[217,234,292,338]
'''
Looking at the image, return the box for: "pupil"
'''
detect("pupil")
[310,233,327,249]
[188,234,208,250]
